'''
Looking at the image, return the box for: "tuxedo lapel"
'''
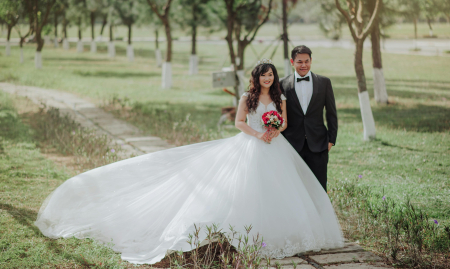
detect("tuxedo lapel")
[287,74,304,115]
[306,72,319,115]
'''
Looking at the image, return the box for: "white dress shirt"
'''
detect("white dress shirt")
[294,70,313,114]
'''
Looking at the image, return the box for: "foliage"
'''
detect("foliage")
[166,224,265,268]
[27,104,122,170]
[330,178,450,268]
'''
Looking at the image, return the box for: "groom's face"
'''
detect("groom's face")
[291,54,312,77]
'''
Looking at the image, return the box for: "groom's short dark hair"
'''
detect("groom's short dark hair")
[291,45,312,60]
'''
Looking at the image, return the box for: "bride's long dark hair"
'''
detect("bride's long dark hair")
[246,63,283,113]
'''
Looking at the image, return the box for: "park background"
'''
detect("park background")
[0,0,449,268]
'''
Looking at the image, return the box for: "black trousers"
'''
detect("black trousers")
[298,141,329,192]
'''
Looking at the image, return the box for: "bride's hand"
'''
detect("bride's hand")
[269,128,281,139]
[256,131,271,143]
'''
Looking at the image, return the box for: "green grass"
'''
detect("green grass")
[0,92,135,268]
[0,35,449,266]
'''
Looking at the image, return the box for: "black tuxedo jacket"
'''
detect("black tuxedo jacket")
[280,72,338,153]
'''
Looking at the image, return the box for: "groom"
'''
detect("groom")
[280,45,338,192]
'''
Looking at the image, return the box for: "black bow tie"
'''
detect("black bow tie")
[297,76,310,82]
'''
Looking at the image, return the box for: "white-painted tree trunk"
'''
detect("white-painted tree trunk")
[284,58,291,76]
[54,37,59,48]
[358,91,376,141]
[236,69,247,97]
[189,54,198,75]
[63,38,69,50]
[5,41,10,56]
[108,41,115,58]
[429,29,433,37]
[155,49,162,67]
[127,44,134,62]
[373,68,389,104]
[76,40,83,53]
[90,41,97,53]
[20,48,24,63]
[235,57,241,67]
[35,51,42,69]
[44,35,50,44]
[161,62,172,89]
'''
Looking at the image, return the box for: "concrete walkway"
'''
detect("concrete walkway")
[260,241,392,268]
[0,83,391,268]
[0,82,173,158]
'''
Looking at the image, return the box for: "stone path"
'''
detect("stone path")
[259,241,391,269]
[0,82,173,158]
[0,83,391,268]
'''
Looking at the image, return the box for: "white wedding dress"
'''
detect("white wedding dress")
[35,94,344,264]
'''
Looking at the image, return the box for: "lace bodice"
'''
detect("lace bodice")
[243,92,286,133]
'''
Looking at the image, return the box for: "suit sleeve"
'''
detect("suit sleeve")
[325,78,338,145]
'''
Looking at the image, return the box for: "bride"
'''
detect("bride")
[35,60,344,264]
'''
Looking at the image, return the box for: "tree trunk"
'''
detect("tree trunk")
[7,25,12,41]
[191,24,196,55]
[155,29,162,67]
[54,15,58,48]
[426,16,433,36]
[161,17,172,89]
[282,0,291,76]
[100,14,107,37]
[128,24,132,45]
[355,40,376,140]
[6,26,12,56]
[108,25,115,57]
[413,17,418,39]
[371,19,388,104]
[127,24,134,62]
[189,24,198,75]
[77,23,83,53]
[91,12,95,40]
[163,19,171,62]
[63,16,68,38]
[109,24,113,41]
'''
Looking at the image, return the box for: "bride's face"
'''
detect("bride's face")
[259,68,274,89]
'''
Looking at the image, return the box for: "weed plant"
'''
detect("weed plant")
[104,95,225,146]
[160,224,266,269]
[330,178,450,268]
[27,104,122,170]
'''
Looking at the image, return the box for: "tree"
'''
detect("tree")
[146,0,173,89]
[0,0,21,56]
[398,0,421,40]
[335,0,381,140]
[67,0,88,53]
[318,0,347,40]
[174,0,215,75]
[31,0,57,68]
[368,0,388,104]
[136,2,163,67]
[13,0,34,63]
[281,0,298,76]
[213,0,273,103]
[423,0,438,37]
[114,0,140,62]
[86,0,102,53]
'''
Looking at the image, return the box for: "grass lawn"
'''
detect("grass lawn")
[0,37,449,267]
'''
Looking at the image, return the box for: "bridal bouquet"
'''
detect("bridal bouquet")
[261,110,284,143]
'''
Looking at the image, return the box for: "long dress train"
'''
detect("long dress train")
[35,95,344,264]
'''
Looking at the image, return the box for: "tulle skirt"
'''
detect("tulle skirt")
[35,132,344,264]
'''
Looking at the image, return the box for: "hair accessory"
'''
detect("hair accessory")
[256,58,273,66]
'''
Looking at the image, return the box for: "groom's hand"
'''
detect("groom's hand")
[328,143,333,152]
